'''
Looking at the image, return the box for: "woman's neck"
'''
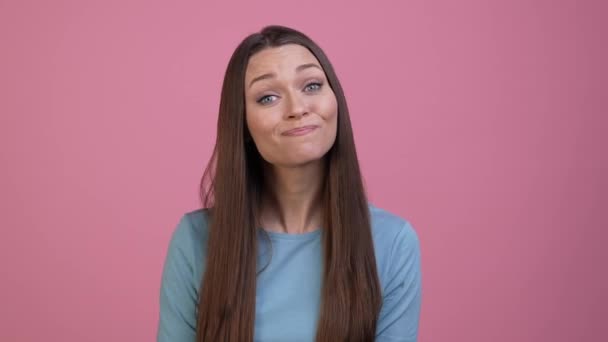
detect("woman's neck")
[261,159,325,234]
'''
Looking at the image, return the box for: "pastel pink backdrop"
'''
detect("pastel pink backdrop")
[1,1,606,341]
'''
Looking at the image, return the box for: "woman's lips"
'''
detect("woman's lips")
[282,125,318,136]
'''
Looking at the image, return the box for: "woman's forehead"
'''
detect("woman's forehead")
[245,44,321,80]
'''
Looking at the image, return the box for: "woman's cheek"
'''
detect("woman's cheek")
[321,92,338,119]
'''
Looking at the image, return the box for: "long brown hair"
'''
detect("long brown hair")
[197,25,382,341]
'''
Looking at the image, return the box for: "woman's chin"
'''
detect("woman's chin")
[280,154,326,168]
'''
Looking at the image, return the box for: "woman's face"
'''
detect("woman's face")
[244,44,338,168]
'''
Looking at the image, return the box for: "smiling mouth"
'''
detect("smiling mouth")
[282,125,318,136]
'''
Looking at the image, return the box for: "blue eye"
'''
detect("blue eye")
[256,82,323,105]
[304,82,323,92]
[257,95,278,105]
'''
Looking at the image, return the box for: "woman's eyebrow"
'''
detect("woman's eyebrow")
[248,63,322,89]
[296,63,322,73]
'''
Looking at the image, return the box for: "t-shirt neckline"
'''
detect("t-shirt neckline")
[259,227,322,241]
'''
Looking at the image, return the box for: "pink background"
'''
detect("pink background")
[1,0,606,341]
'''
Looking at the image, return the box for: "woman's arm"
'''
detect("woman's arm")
[157,215,198,342]
[375,221,423,342]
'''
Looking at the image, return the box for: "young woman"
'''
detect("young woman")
[157,25,422,342]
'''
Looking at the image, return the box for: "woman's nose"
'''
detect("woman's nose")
[285,92,309,119]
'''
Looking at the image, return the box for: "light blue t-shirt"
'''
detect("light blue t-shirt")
[157,203,422,341]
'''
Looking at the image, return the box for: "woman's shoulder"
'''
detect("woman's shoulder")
[181,207,212,236]
[168,204,419,260]
[368,202,419,244]
[166,208,212,261]
[367,202,421,280]
[172,204,418,244]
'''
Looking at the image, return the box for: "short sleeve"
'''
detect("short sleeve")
[375,221,422,342]
[157,215,199,342]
